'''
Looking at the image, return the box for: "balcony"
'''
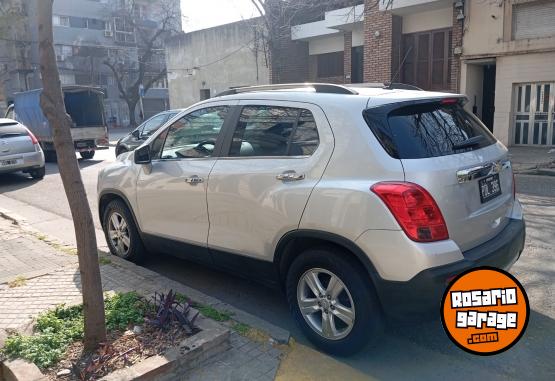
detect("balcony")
[291,4,364,41]
[380,0,453,15]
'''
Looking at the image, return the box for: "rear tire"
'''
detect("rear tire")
[29,166,46,180]
[44,150,57,163]
[80,151,95,160]
[286,247,383,355]
[102,199,146,262]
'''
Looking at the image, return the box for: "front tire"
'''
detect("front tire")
[102,199,146,262]
[29,166,46,180]
[286,247,383,355]
[80,151,95,160]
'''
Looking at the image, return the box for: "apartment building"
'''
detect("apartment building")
[0,0,180,126]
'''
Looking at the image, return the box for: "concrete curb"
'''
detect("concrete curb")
[0,206,291,345]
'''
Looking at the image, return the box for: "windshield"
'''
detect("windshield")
[364,101,497,159]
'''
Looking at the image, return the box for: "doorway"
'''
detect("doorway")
[481,65,496,132]
[351,46,363,84]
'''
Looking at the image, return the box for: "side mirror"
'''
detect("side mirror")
[134,145,151,164]
[131,129,141,139]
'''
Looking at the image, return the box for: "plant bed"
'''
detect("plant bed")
[0,291,230,381]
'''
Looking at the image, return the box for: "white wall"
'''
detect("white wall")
[461,63,485,118]
[308,34,345,55]
[166,19,269,108]
[401,7,452,34]
[352,26,364,47]
[494,52,555,145]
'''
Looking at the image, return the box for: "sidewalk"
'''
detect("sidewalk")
[508,146,555,174]
[0,216,283,380]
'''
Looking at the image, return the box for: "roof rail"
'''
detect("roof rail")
[348,82,424,91]
[215,83,358,97]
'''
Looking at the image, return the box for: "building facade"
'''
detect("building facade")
[271,0,555,147]
[0,0,179,126]
[166,19,270,108]
[460,0,555,147]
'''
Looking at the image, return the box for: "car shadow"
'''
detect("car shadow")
[140,251,555,380]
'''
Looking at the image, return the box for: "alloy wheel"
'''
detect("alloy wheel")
[297,268,356,340]
[107,212,130,257]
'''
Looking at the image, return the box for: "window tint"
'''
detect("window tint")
[150,128,169,160]
[229,106,319,157]
[161,106,228,159]
[364,102,496,159]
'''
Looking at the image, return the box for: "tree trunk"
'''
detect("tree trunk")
[37,0,106,351]
[127,98,139,127]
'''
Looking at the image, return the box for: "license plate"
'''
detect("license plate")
[0,159,19,167]
[479,174,501,203]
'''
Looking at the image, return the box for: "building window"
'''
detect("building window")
[401,29,452,91]
[114,17,136,43]
[54,45,73,61]
[317,51,344,78]
[53,15,70,27]
[59,73,75,85]
[513,82,555,146]
[512,0,555,40]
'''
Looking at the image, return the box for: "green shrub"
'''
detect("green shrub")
[1,292,148,369]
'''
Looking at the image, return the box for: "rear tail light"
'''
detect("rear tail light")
[371,182,449,242]
[24,127,39,145]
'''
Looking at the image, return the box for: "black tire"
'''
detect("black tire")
[44,150,57,163]
[29,166,46,180]
[286,247,383,355]
[80,151,95,160]
[102,199,146,262]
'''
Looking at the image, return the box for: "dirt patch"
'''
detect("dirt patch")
[44,322,197,381]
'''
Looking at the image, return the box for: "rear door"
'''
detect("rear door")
[206,101,334,268]
[365,99,514,251]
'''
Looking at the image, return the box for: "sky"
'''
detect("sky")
[181,0,260,32]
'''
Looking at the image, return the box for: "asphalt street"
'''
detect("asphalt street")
[0,144,554,379]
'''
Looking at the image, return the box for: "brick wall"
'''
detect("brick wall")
[450,5,464,92]
[363,0,393,83]
[343,32,352,84]
[270,37,309,84]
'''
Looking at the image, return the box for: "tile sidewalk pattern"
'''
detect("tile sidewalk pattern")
[0,217,283,380]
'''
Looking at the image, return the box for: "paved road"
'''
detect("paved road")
[1,147,554,379]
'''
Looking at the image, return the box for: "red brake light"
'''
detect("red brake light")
[24,127,39,145]
[371,182,449,242]
[440,98,459,105]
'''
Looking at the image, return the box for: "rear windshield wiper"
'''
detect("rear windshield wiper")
[452,135,485,150]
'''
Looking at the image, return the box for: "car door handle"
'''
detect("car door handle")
[184,175,204,184]
[276,171,305,182]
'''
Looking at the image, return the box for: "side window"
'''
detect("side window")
[140,114,167,137]
[150,128,169,160]
[229,106,319,157]
[160,106,228,159]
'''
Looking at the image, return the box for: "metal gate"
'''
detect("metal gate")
[513,82,555,146]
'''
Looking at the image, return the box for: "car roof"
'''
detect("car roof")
[194,84,464,110]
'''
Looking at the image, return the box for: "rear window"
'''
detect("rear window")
[364,102,496,159]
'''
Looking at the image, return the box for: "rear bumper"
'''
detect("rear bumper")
[374,217,526,319]
[0,151,45,174]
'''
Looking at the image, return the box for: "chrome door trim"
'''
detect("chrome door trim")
[456,160,511,184]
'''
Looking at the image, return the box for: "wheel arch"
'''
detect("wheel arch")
[98,190,141,232]
[274,230,381,288]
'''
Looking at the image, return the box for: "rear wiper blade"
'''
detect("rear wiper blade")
[452,135,485,150]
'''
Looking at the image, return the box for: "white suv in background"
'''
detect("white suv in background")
[97,83,525,355]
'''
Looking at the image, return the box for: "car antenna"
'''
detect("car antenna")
[385,46,412,90]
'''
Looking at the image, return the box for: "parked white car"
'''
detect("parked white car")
[97,83,525,354]
[0,118,45,179]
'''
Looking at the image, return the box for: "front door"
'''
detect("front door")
[136,104,232,258]
[206,101,334,277]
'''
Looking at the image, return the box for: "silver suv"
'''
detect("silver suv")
[98,84,525,355]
